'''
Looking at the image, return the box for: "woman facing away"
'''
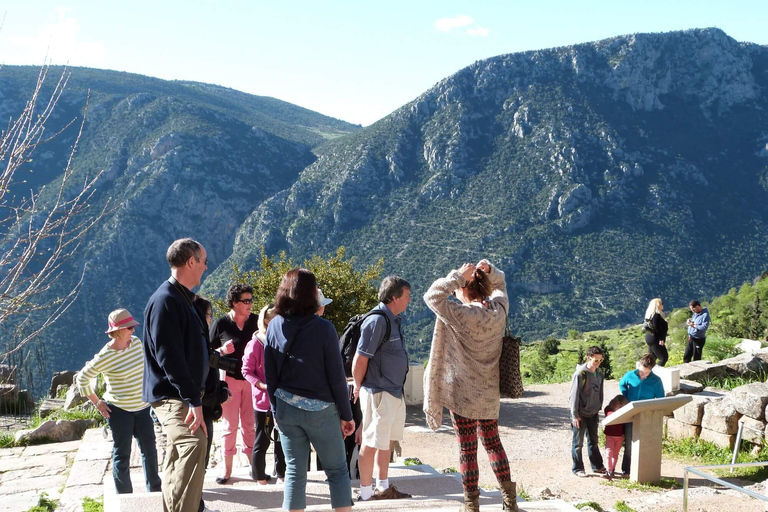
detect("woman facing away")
[643,298,669,367]
[242,303,286,484]
[209,284,259,484]
[76,308,161,494]
[265,268,355,512]
[423,260,518,512]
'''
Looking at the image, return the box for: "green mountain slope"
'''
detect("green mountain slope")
[209,28,768,362]
[0,66,360,385]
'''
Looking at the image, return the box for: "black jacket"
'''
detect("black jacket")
[143,279,209,407]
[645,313,668,343]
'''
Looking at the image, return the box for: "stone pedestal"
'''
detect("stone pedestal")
[404,363,424,405]
[651,365,679,395]
[604,395,692,483]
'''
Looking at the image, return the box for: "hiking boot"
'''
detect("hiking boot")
[459,489,480,512]
[373,484,412,499]
[500,481,519,511]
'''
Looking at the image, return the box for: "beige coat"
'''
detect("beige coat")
[423,264,509,430]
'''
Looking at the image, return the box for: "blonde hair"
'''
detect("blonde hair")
[258,303,276,335]
[644,298,666,321]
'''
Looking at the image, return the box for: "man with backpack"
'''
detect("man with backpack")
[352,276,412,501]
[568,346,606,478]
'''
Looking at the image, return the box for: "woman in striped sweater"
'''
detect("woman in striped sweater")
[76,308,161,494]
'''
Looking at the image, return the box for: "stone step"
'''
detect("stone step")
[105,464,577,512]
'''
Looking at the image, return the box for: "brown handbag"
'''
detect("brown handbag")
[499,320,524,399]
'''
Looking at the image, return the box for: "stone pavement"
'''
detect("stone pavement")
[1,424,578,512]
[0,440,81,511]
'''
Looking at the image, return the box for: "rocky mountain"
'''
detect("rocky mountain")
[206,28,768,361]
[0,66,359,383]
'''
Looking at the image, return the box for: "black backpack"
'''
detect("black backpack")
[339,309,391,377]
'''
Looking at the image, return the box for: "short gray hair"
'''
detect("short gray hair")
[166,238,203,268]
[378,276,410,304]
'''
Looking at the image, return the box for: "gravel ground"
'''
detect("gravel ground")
[401,381,766,512]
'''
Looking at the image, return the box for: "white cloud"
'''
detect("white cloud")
[434,15,490,37]
[3,7,106,66]
[434,15,474,33]
[467,26,491,37]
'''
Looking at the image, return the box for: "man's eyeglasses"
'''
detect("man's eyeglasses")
[237,298,253,304]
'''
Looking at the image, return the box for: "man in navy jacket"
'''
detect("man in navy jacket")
[143,238,209,512]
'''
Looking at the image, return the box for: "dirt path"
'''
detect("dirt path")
[401,381,765,512]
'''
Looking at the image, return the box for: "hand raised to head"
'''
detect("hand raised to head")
[459,263,476,282]
[476,259,491,274]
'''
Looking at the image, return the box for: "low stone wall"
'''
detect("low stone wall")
[665,348,768,449]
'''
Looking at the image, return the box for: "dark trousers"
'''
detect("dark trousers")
[684,337,706,363]
[571,413,603,473]
[253,410,285,479]
[107,404,162,494]
[645,334,669,367]
[621,422,632,475]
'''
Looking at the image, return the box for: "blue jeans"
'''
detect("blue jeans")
[275,398,351,510]
[571,413,604,473]
[107,404,162,493]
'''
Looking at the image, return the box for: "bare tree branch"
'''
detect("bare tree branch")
[0,65,112,362]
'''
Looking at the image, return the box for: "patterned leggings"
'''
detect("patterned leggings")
[450,411,511,492]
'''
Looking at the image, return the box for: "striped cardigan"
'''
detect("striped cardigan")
[76,336,149,412]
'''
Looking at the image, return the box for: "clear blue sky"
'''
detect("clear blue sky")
[1,1,765,126]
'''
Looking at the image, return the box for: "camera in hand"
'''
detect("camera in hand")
[209,351,241,375]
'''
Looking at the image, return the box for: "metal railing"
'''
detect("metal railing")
[683,462,768,512]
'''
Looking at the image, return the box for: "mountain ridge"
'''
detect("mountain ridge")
[205,28,768,360]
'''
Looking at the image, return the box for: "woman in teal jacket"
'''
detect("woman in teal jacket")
[617,353,665,477]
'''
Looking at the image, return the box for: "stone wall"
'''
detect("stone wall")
[664,349,768,450]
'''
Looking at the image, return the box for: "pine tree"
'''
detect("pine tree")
[598,340,613,380]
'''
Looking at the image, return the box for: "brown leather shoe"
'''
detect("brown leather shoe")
[373,484,412,499]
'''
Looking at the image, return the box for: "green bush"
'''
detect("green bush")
[541,338,561,355]
[212,247,383,335]
[26,492,57,512]
[82,496,103,512]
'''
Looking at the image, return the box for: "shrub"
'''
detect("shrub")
[26,492,57,512]
[541,338,561,356]
[215,247,383,335]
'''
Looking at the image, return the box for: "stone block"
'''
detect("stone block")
[0,474,67,495]
[0,383,19,408]
[699,427,736,449]
[702,399,742,434]
[49,370,76,398]
[15,419,98,444]
[64,382,89,409]
[730,382,768,421]
[678,379,705,394]
[404,363,424,406]
[676,361,729,381]
[17,389,35,412]
[672,389,726,425]
[21,440,81,456]
[665,416,701,440]
[736,339,764,354]
[65,459,108,486]
[39,398,65,418]
[653,365,680,394]
[720,353,768,377]
[0,453,67,473]
[739,417,767,445]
